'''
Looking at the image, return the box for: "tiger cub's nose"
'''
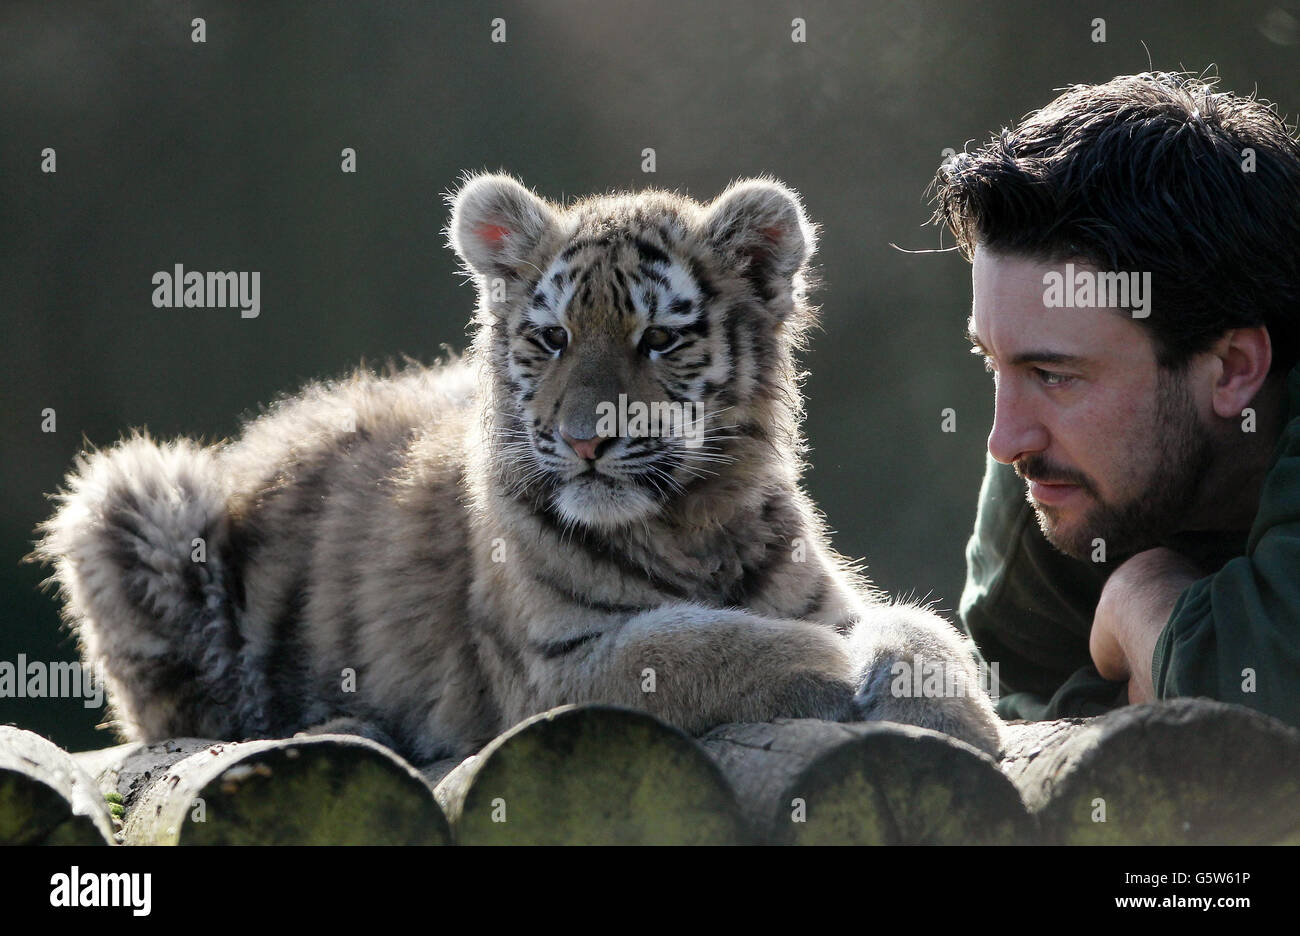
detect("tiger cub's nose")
[560,430,613,462]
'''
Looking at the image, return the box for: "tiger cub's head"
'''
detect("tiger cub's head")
[449,172,818,531]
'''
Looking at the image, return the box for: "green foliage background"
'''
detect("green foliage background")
[3,0,1297,749]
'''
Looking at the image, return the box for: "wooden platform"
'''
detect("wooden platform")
[3,698,1297,844]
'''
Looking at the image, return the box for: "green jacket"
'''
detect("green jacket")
[959,364,1300,725]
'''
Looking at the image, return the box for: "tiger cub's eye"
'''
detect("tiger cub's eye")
[642,327,677,353]
[538,326,568,352]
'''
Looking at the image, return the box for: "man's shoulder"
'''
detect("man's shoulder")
[1276,362,1300,455]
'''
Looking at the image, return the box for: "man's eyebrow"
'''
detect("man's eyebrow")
[964,329,1088,367]
[1007,350,1089,367]
[965,325,988,354]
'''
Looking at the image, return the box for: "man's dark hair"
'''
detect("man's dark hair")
[932,71,1300,373]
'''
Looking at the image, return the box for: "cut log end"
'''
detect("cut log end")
[119,735,451,845]
[1001,699,1300,845]
[704,719,1034,845]
[0,726,115,845]
[436,704,748,845]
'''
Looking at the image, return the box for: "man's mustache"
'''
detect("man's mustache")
[1014,455,1097,495]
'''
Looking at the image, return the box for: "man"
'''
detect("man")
[932,71,1300,724]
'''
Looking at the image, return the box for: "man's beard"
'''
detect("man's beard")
[1017,366,1217,561]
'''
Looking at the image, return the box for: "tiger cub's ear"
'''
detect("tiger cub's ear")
[702,178,817,295]
[448,173,561,280]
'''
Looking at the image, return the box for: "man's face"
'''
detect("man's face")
[968,247,1216,560]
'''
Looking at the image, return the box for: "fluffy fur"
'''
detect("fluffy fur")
[30,173,1003,763]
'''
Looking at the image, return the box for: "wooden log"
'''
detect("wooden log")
[999,699,1300,844]
[435,704,748,844]
[420,756,464,789]
[75,738,207,811]
[702,719,1034,844]
[107,735,450,845]
[0,726,115,845]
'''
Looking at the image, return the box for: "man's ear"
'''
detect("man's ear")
[1209,325,1273,419]
[448,173,561,280]
[702,178,816,296]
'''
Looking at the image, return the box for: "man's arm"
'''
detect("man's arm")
[1088,547,1203,703]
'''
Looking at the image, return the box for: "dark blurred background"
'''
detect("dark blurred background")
[4,0,1298,750]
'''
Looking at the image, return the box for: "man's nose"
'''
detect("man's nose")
[987,384,1048,465]
[560,429,614,462]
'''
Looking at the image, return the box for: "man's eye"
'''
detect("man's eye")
[641,326,678,354]
[537,326,568,352]
[1034,368,1069,386]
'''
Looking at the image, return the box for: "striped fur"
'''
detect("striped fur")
[29,174,1003,762]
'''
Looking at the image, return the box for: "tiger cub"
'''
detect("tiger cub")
[30,173,1003,763]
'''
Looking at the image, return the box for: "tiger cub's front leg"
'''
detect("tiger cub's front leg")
[525,604,858,734]
[846,602,1004,757]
